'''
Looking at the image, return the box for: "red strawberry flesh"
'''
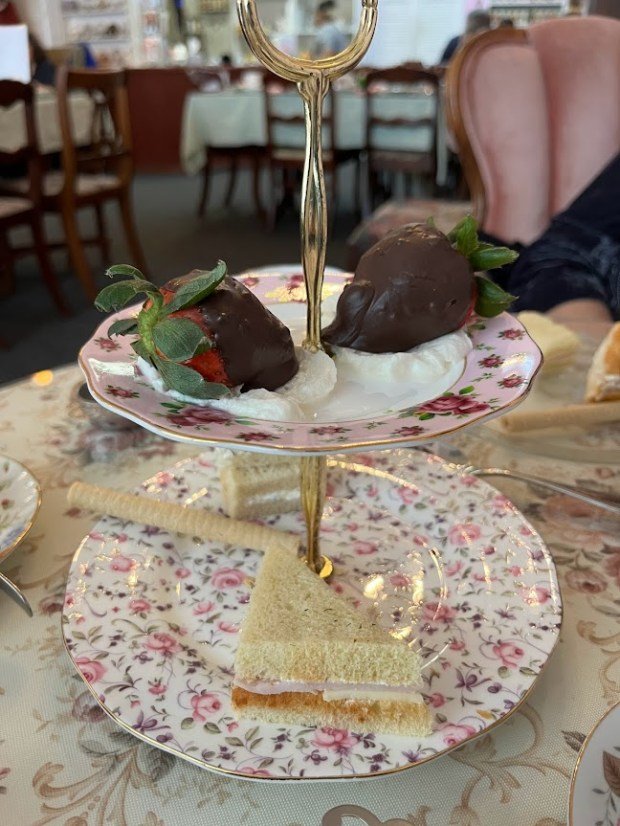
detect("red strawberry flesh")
[160,273,298,391]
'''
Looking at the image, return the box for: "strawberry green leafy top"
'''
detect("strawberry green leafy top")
[445,215,518,316]
[94,261,231,400]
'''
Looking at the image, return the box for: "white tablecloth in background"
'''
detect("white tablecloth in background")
[181,88,447,184]
[0,87,93,155]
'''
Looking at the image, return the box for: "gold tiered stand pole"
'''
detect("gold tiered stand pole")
[237,0,378,575]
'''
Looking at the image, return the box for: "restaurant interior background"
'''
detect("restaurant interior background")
[2,2,620,824]
[0,0,612,383]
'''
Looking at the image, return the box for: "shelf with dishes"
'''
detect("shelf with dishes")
[61,0,126,12]
[490,2,564,24]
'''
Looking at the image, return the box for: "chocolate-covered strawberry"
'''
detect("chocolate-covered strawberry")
[95,262,298,398]
[323,217,517,353]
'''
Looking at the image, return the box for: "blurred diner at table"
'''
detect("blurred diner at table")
[439,9,492,64]
[312,0,349,58]
[0,1,56,85]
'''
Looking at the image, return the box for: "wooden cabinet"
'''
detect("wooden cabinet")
[126,66,195,173]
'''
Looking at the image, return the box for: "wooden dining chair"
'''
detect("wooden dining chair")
[191,67,265,219]
[364,65,441,208]
[263,72,360,230]
[3,67,148,301]
[0,81,68,315]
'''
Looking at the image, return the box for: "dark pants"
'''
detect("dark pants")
[484,152,620,318]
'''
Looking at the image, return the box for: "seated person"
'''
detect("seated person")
[485,152,620,338]
[313,0,348,58]
[0,0,56,85]
[440,11,491,64]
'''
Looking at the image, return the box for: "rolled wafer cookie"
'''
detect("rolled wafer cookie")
[67,481,300,555]
[496,400,620,433]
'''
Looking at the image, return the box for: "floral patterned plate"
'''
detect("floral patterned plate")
[569,703,620,825]
[0,456,41,561]
[63,449,561,781]
[78,267,542,455]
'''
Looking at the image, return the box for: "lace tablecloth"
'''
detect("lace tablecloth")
[1,365,618,826]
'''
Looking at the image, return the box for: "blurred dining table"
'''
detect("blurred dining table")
[1,362,619,825]
[180,86,448,186]
[0,85,93,156]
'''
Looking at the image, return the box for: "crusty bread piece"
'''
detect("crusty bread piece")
[234,547,422,687]
[517,311,580,372]
[585,323,620,402]
[232,687,432,737]
[218,451,300,519]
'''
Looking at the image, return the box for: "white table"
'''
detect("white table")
[181,87,447,183]
[0,87,94,155]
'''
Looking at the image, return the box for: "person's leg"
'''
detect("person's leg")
[557,152,620,241]
[481,153,620,318]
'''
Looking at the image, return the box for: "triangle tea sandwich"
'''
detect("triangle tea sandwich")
[231,548,432,736]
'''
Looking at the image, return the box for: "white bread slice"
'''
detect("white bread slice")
[517,311,580,372]
[585,323,620,402]
[232,548,431,736]
[218,451,300,519]
[234,547,422,686]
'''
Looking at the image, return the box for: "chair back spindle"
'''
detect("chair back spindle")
[56,67,134,199]
[364,65,440,200]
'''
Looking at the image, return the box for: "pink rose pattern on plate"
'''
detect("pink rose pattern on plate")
[79,269,542,453]
[569,703,620,826]
[63,450,561,781]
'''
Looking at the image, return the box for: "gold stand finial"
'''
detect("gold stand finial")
[237,0,378,574]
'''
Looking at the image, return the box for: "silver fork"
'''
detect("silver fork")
[461,465,620,516]
[0,571,33,616]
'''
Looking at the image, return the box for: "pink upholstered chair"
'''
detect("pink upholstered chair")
[346,15,620,268]
[445,15,620,245]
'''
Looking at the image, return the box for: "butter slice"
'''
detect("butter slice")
[517,311,580,372]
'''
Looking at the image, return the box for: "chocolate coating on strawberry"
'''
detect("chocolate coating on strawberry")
[323,224,475,353]
[162,272,299,391]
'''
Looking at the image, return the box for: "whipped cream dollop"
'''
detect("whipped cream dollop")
[137,347,337,422]
[136,289,473,422]
[332,329,472,385]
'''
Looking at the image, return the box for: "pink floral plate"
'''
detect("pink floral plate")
[78,268,542,455]
[62,448,562,781]
[569,702,620,826]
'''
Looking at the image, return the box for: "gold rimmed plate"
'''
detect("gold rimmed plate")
[569,702,620,825]
[0,456,41,562]
[482,335,620,464]
[62,448,561,781]
[79,267,542,456]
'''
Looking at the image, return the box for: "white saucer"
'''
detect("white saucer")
[0,456,41,561]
